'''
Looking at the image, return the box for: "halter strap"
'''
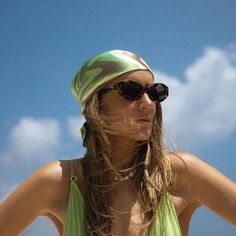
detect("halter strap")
[70,160,78,182]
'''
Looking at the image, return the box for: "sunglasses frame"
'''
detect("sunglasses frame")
[98,80,169,103]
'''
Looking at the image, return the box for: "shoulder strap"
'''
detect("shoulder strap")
[70,160,77,182]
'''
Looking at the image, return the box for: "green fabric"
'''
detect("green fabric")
[71,49,153,113]
[63,160,181,236]
[63,160,85,236]
[149,193,181,236]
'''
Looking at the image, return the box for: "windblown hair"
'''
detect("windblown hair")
[82,93,178,235]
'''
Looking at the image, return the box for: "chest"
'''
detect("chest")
[111,200,150,236]
[51,179,191,236]
[50,196,189,236]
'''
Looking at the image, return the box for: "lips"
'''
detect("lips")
[136,118,152,123]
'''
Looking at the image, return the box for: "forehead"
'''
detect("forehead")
[110,70,154,87]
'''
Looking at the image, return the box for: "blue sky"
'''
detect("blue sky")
[0,1,236,235]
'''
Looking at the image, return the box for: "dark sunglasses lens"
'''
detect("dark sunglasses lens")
[148,83,168,102]
[116,81,142,100]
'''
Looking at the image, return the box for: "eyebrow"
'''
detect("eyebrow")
[143,82,154,87]
[124,79,153,87]
[108,79,154,88]
[145,83,153,86]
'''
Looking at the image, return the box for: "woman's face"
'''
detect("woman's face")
[100,70,156,141]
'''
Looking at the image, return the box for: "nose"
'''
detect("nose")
[138,93,155,111]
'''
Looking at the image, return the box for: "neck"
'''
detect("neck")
[110,137,140,171]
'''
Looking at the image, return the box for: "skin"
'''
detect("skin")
[0,70,236,236]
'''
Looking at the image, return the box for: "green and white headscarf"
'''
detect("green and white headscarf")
[71,49,153,113]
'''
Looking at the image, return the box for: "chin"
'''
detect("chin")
[137,134,151,141]
[137,128,152,141]
[127,131,152,142]
[118,124,153,141]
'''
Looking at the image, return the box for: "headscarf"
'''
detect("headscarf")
[71,49,153,113]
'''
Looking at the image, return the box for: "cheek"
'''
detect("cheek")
[101,93,116,112]
[101,93,131,113]
[102,103,136,127]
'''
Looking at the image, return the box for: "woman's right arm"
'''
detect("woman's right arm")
[0,160,63,236]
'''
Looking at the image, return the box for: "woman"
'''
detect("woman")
[0,50,235,236]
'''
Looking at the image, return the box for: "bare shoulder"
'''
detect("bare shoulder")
[28,157,83,188]
[167,151,236,225]
[31,158,84,203]
[34,159,70,186]
[35,158,85,203]
[167,152,202,207]
[167,151,198,186]
[167,151,223,182]
[167,151,199,173]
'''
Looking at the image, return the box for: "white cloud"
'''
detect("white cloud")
[155,46,236,150]
[67,116,85,141]
[2,117,61,166]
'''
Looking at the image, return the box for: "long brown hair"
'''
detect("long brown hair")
[82,93,178,235]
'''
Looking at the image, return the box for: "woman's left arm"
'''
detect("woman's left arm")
[175,152,236,226]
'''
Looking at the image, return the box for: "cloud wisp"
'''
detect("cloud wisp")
[1,117,61,167]
[155,46,236,150]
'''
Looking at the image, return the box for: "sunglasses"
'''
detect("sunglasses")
[98,80,169,103]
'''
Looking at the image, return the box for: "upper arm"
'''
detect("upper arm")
[173,152,236,226]
[0,160,64,236]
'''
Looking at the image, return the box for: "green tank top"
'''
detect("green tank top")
[63,160,181,236]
